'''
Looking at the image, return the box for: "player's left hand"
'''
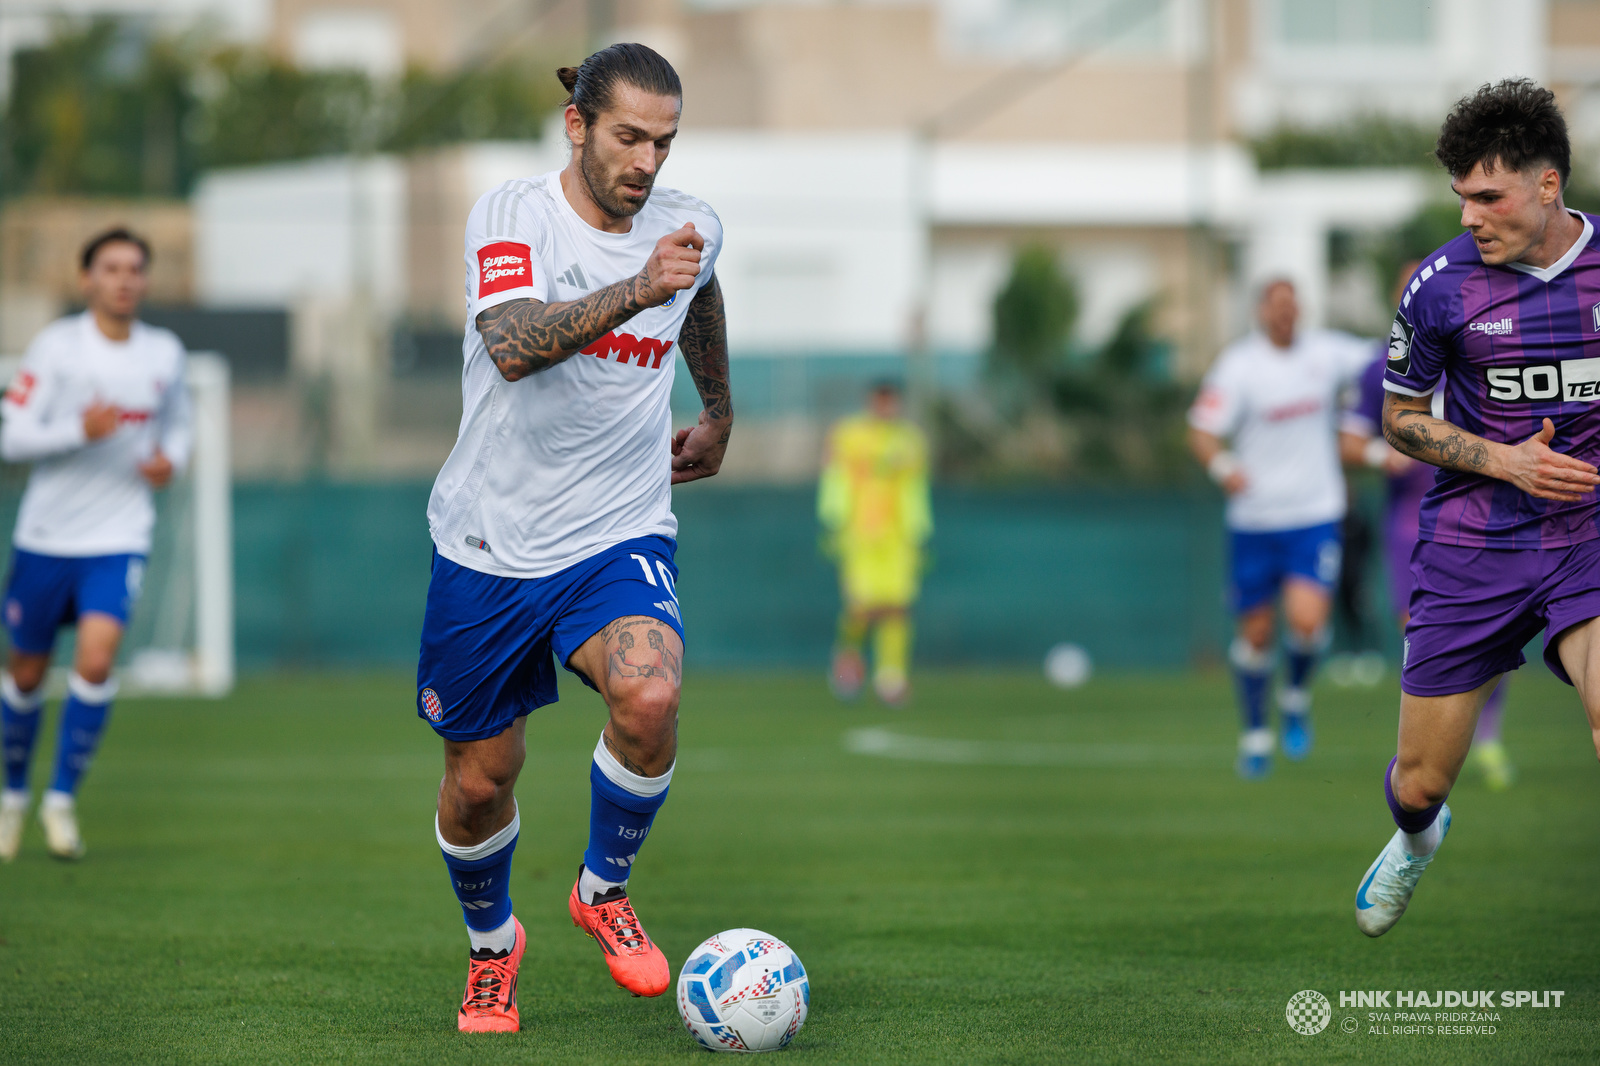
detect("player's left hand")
[671,410,732,484]
[1382,448,1414,476]
[139,450,174,489]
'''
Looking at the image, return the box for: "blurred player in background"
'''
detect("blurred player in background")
[1341,262,1514,791]
[416,44,731,1031]
[0,228,190,861]
[819,380,931,707]
[1355,81,1600,937]
[1188,280,1370,778]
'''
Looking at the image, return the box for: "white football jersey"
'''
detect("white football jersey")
[1188,328,1371,532]
[428,171,723,578]
[1,313,191,556]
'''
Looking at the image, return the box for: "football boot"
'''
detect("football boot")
[458,918,525,1032]
[1355,804,1451,937]
[39,791,84,860]
[569,868,670,997]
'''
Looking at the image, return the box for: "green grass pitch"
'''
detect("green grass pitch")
[1,668,1597,1064]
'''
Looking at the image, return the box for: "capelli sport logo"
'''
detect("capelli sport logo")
[1387,313,1413,376]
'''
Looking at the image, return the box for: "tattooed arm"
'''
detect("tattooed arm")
[1382,390,1600,502]
[669,274,733,484]
[473,224,705,381]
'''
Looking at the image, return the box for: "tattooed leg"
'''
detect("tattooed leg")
[571,613,682,905]
[568,615,682,777]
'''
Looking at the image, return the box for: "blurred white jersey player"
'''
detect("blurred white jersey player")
[0,229,190,861]
[1187,280,1370,778]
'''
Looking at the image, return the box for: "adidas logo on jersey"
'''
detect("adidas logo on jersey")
[556,263,588,289]
[654,599,681,623]
[1469,317,1514,336]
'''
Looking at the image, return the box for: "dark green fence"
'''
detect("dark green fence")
[232,482,1233,672]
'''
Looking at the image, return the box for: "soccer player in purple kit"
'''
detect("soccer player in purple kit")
[1354,80,1600,937]
[1341,264,1515,790]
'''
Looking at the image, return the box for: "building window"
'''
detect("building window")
[1278,0,1431,46]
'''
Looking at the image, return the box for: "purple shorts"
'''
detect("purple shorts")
[1402,538,1600,696]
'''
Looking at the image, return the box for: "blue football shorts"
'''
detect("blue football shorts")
[3,548,147,654]
[1228,521,1342,613]
[415,535,684,742]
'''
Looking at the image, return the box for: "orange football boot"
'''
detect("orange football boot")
[458,918,525,1033]
[568,870,670,997]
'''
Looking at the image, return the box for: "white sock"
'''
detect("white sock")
[1402,817,1444,858]
[1,788,28,811]
[579,863,627,905]
[41,789,73,811]
[468,915,517,955]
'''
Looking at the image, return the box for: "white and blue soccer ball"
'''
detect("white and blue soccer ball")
[676,929,809,1052]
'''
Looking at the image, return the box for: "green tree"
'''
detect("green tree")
[1251,115,1439,171]
[2,17,574,199]
[385,64,568,151]
[989,244,1077,400]
[3,18,199,197]
[193,50,373,169]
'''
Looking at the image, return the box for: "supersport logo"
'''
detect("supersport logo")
[477,241,531,296]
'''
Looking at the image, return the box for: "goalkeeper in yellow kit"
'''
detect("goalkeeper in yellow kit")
[818,381,931,706]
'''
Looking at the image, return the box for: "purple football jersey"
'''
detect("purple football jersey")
[1384,213,1600,549]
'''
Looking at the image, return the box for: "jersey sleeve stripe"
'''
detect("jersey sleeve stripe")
[1382,379,1435,397]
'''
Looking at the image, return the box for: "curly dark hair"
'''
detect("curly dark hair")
[1435,78,1570,186]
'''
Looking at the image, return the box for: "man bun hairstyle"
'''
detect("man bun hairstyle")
[557,43,681,127]
[1436,78,1571,187]
[80,227,151,271]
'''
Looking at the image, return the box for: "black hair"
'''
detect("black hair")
[1436,78,1571,187]
[556,43,681,127]
[81,227,151,271]
[869,378,903,396]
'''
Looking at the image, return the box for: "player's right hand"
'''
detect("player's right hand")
[1503,418,1600,502]
[639,224,703,307]
[1221,471,1248,496]
[82,401,120,441]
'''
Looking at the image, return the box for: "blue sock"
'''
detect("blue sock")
[2,673,44,792]
[437,807,518,938]
[1229,637,1272,732]
[49,674,115,796]
[1284,629,1326,700]
[582,733,671,899]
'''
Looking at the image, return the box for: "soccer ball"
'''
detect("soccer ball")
[676,929,809,1052]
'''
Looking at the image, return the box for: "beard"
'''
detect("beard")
[579,145,653,219]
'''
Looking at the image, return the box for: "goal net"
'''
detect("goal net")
[0,352,234,697]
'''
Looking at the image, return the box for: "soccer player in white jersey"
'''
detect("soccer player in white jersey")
[416,44,732,1032]
[0,228,190,861]
[1188,280,1371,778]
